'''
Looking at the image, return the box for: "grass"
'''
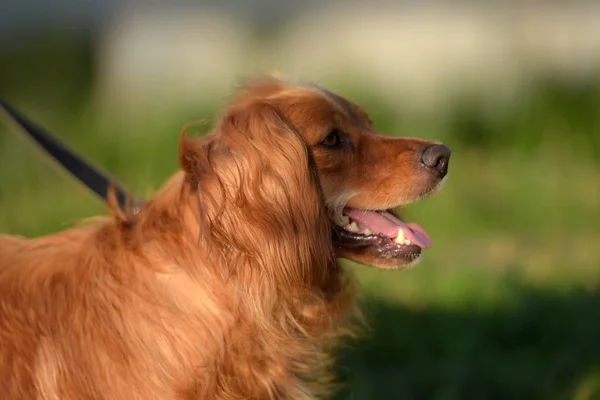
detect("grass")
[1,73,599,399]
[334,285,600,400]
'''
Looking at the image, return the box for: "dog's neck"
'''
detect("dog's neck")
[131,170,341,294]
[122,170,357,397]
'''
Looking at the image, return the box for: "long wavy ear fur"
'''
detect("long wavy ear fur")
[178,95,335,287]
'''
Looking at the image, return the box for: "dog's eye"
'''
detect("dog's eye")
[320,129,343,149]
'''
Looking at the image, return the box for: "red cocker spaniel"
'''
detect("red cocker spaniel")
[0,77,450,399]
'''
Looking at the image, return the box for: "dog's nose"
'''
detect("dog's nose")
[420,144,451,178]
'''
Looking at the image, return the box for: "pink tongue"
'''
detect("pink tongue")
[343,208,431,248]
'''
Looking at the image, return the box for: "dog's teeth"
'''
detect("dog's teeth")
[404,239,412,245]
[362,228,373,235]
[345,222,359,232]
[394,230,405,244]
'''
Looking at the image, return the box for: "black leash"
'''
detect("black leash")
[0,99,140,213]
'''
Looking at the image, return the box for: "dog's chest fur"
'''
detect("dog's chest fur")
[20,262,351,400]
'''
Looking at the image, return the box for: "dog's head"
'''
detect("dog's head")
[179,77,450,270]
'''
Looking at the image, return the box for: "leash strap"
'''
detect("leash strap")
[0,99,139,213]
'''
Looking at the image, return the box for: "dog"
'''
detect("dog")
[0,77,450,399]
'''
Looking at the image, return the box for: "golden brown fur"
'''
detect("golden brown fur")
[0,77,446,399]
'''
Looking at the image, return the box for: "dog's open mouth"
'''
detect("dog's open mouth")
[332,207,430,261]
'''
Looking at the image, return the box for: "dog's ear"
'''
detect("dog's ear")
[217,100,322,202]
[195,99,334,277]
[177,99,313,186]
[177,100,323,209]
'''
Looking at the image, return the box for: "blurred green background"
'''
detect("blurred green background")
[1,2,599,399]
